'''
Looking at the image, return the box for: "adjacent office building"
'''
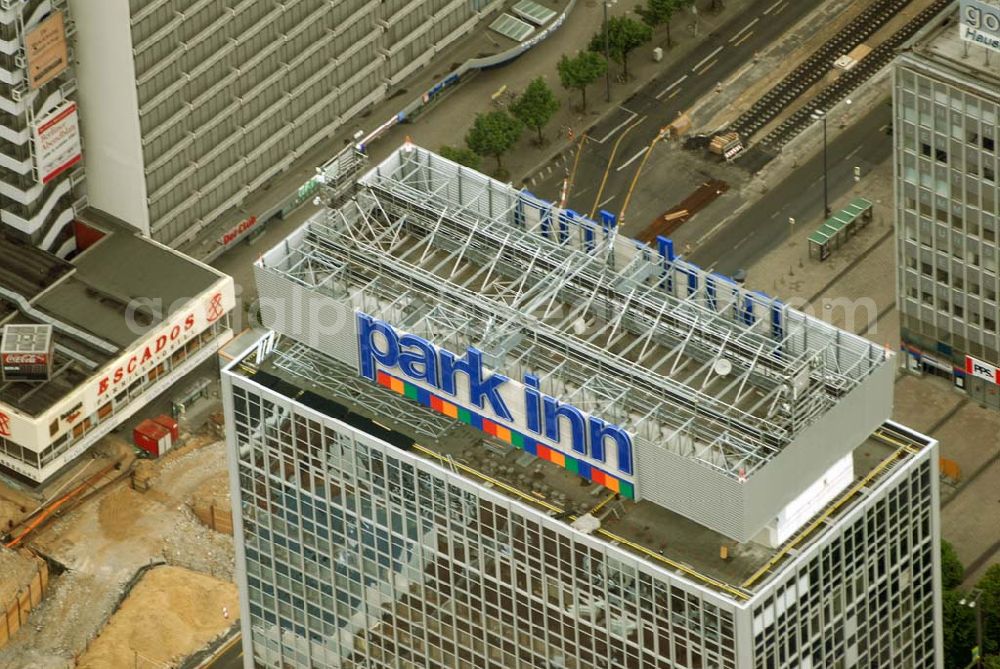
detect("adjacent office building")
[222,145,942,668]
[0,0,85,257]
[895,3,1000,408]
[67,0,500,253]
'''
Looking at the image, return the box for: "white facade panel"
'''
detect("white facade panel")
[68,0,150,235]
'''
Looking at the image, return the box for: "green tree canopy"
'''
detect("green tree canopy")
[464,111,523,173]
[943,589,977,669]
[589,15,653,79]
[979,564,1000,656]
[941,540,965,590]
[636,0,682,46]
[511,77,561,144]
[438,145,480,170]
[557,51,607,111]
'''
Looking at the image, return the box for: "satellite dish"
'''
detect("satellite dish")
[713,359,732,377]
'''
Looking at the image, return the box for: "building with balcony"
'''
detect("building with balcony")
[221,145,943,668]
[895,6,1000,408]
[0,0,85,257]
[67,0,499,253]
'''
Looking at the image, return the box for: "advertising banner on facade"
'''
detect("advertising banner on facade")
[965,355,1000,384]
[25,11,69,89]
[960,0,1000,52]
[32,102,82,184]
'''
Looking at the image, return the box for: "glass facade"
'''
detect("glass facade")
[750,459,938,668]
[95,0,501,247]
[894,57,1000,407]
[224,354,942,669]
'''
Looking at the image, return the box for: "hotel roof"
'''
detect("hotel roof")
[259,144,892,483]
[228,334,931,601]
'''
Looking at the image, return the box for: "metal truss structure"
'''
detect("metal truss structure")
[266,144,888,480]
[270,338,459,444]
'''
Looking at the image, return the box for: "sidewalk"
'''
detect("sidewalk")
[186,0,761,262]
[372,0,762,182]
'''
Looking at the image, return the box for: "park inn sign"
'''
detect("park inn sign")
[356,312,637,496]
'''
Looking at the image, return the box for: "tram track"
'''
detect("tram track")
[725,0,951,159]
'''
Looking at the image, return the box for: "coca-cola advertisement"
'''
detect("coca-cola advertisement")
[2,353,47,365]
[1,325,53,382]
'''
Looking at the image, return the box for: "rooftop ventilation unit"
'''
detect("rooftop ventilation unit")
[1,324,54,382]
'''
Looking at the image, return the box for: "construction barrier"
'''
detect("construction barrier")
[192,502,233,536]
[0,553,48,650]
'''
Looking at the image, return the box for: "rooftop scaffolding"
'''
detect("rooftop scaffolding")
[255,144,894,541]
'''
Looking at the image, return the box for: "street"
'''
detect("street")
[209,637,244,669]
[529,0,824,213]
[691,99,893,272]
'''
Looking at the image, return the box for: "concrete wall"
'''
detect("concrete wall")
[68,0,149,235]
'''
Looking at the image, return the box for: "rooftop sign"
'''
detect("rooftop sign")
[356,312,636,498]
[960,0,1000,52]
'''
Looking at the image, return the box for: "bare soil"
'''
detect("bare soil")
[0,434,234,668]
[0,547,37,606]
[76,566,238,669]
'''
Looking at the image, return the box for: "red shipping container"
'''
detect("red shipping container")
[152,414,179,441]
[133,419,170,457]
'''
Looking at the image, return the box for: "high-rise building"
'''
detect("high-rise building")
[895,4,1000,408]
[66,0,500,253]
[223,145,943,668]
[0,1,85,257]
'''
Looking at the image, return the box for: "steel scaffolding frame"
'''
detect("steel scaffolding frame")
[262,145,888,479]
[269,340,458,443]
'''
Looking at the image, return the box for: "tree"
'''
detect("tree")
[943,589,977,669]
[510,77,560,145]
[465,111,523,174]
[557,51,607,111]
[978,564,1000,656]
[589,16,653,80]
[438,145,480,170]
[941,540,965,590]
[985,656,1000,669]
[636,0,681,47]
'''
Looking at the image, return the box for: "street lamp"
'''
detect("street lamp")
[604,0,617,102]
[810,109,830,218]
[959,590,983,669]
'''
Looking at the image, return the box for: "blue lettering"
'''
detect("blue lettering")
[358,312,635,478]
[357,313,399,380]
[543,396,587,454]
[398,334,438,386]
[439,347,513,421]
[523,373,543,434]
[589,417,633,475]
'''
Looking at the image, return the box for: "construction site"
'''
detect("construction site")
[0,414,237,669]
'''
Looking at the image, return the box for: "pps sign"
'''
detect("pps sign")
[966,355,1000,385]
[960,0,1000,52]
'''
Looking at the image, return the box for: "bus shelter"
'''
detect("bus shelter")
[808,197,873,261]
